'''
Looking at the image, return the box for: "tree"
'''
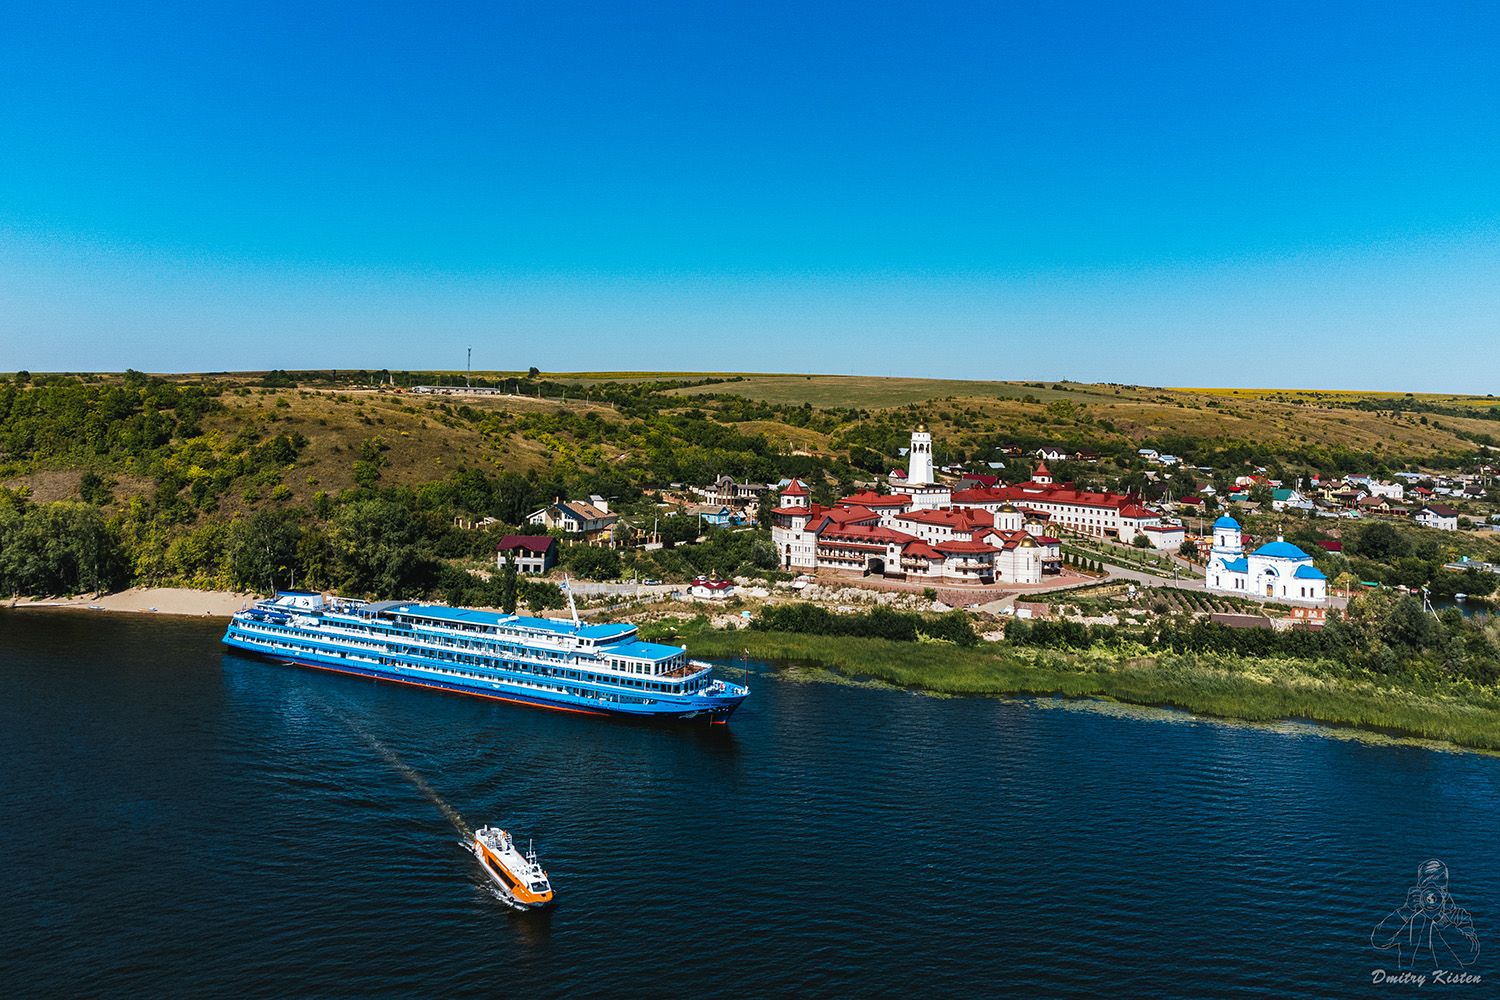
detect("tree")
[500,560,518,614]
[520,579,564,610]
[1353,521,1409,562]
[569,545,620,581]
[1179,539,1199,559]
[228,509,302,593]
[329,498,438,597]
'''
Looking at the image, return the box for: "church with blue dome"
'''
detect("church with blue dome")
[1205,516,1327,604]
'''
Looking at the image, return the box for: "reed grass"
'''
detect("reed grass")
[692,631,1500,751]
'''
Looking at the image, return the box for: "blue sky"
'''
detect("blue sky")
[1,1,1496,389]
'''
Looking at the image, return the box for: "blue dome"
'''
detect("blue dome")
[1253,540,1310,561]
[1213,516,1241,529]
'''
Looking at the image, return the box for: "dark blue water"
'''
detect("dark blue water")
[3,611,1497,998]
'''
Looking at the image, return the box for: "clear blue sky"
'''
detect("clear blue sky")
[1,1,1496,390]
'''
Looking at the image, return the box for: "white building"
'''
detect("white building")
[1140,523,1186,550]
[526,499,618,541]
[1415,504,1459,531]
[1205,516,1327,604]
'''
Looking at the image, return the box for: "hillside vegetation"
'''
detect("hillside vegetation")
[0,367,1495,603]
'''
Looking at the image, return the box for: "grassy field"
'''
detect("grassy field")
[686,629,1500,752]
[550,372,1494,456]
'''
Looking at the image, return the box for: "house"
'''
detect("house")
[496,535,558,574]
[1036,444,1071,462]
[1415,504,1460,531]
[1356,496,1396,515]
[526,499,619,542]
[692,475,769,508]
[1271,488,1314,512]
[687,576,735,600]
[1071,448,1100,463]
[685,504,748,527]
[1367,481,1405,500]
[957,473,1002,489]
[1205,516,1327,604]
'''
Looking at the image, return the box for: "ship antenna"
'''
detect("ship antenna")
[564,574,580,628]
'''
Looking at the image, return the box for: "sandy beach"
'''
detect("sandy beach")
[8,587,260,618]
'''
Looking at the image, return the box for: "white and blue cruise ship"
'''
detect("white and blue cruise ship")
[222,591,749,723]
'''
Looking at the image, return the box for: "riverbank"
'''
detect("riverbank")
[6,587,255,617]
[686,629,1500,752]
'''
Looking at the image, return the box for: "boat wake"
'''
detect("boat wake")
[313,697,473,840]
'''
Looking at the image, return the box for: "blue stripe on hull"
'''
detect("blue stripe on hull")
[222,633,742,724]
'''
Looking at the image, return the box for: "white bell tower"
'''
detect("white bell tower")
[908,422,934,486]
[1211,516,1244,559]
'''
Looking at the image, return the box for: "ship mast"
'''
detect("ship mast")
[563,574,580,628]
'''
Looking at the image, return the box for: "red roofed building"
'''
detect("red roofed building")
[837,491,914,516]
[950,481,1165,543]
[496,535,558,574]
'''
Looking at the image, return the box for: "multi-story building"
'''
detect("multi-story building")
[495,535,558,574]
[526,498,619,542]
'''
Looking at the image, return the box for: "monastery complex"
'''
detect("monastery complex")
[771,423,1187,587]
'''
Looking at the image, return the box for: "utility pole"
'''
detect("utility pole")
[467,347,471,389]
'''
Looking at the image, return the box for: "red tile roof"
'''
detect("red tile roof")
[1117,505,1157,519]
[838,491,913,508]
[781,478,808,496]
[934,539,999,554]
[497,535,556,554]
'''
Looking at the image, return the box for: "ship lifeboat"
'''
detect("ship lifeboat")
[473,826,555,909]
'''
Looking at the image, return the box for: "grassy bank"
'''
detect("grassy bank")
[687,630,1500,751]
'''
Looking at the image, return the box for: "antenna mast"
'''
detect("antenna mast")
[467,346,471,388]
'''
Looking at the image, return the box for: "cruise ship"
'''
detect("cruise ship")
[221,591,749,723]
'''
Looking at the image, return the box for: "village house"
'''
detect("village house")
[691,474,769,509]
[495,535,558,574]
[684,503,749,527]
[526,498,619,542]
[687,576,735,600]
[1270,488,1314,512]
[1415,504,1460,531]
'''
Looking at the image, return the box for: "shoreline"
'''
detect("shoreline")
[6,587,258,618]
[685,629,1500,753]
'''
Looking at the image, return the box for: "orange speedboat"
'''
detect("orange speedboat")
[472,826,555,909]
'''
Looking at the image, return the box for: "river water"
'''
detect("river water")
[2,610,1496,998]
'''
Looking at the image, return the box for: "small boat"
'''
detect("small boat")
[472,826,554,909]
[1456,593,1467,602]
